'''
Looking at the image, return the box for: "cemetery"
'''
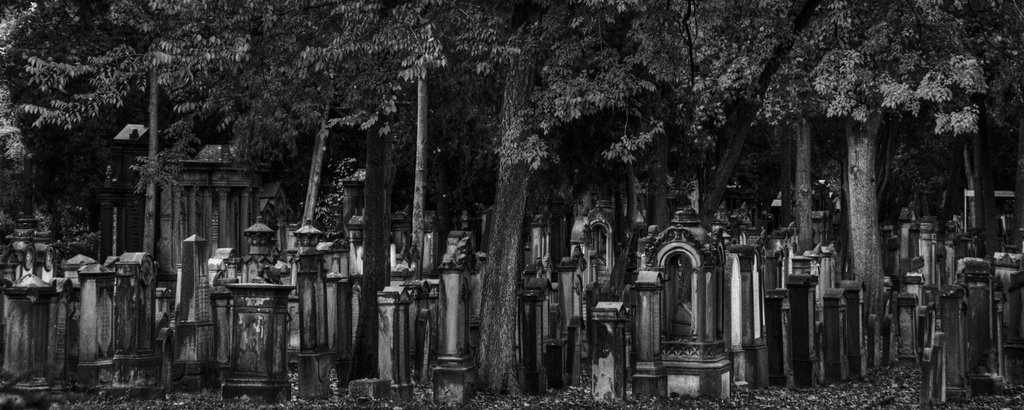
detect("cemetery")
[1,1,1024,409]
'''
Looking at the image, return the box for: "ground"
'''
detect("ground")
[51,365,1023,409]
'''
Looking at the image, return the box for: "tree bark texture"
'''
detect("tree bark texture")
[795,119,813,251]
[302,115,330,224]
[477,44,534,395]
[651,131,670,229]
[1015,118,1024,246]
[352,122,391,378]
[143,65,159,255]
[413,76,428,278]
[972,98,998,252]
[846,113,884,318]
[780,129,793,228]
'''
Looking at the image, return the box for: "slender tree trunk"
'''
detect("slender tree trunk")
[780,127,794,229]
[846,112,884,318]
[972,98,999,252]
[478,44,535,395]
[351,122,391,378]
[795,119,813,251]
[143,65,159,255]
[302,114,330,224]
[412,76,428,278]
[1015,118,1024,247]
[651,131,670,229]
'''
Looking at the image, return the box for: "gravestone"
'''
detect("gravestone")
[993,252,1024,385]
[631,270,666,398]
[920,332,946,409]
[109,253,162,398]
[840,280,866,378]
[786,271,819,387]
[896,293,919,363]
[919,221,937,285]
[519,275,553,394]
[208,248,240,381]
[822,289,848,384]
[329,257,355,389]
[223,281,294,403]
[765,289,793,387]
[378,286,413,400]
[78,263,116,388]
[960,258,1004,395]
[432,242,476,404]
[295,223,332,399]
[939,284,969,401]
[3,271,69,398]
[591,301,627,401]
[170,236,219,392]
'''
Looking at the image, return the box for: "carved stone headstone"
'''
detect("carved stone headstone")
[591,301,627,401]
[632,270,666,397]
[223,282,294,403]
[939,284,969,401]
[78,263,116,388]
[896,293,919,363]
[171,236,219,391]
[786,270,819,387]
[765,289,793,387]
[109,252,162,398]
[960,258,1004,395]
[840,280,866,379]
[378,286,413,400]
[295,223,332,399]
[432,243,476,404]
[822,289,848,383]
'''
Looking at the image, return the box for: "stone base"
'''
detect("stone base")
[77,360,114,388]
[793,356,820,387]
[946,386,969,402]
[349,378,390,399]
[968,373,1004,396]
[545,341,566,389]
[168,359,219,392]
[744,344,769,388]
[632,361,666,398]
[336,357,354,390]
[519,367,547,395]
[665,358,731,399]
[110,354,163,399]
[391,382,413,401]
[432,362,476,404]
[1005,343,1024,385]
[223,378,290,403]
[297,351,333,399]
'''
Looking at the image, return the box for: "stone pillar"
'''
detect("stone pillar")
[378,286,413,399]
[209,249,239,381]
[171,236,218,391]
[960,258,1004,395]
[348,216,365,276]
[591,301,627,401]
[921,332,947,408]
[3,274,60,396]
[899,216,912,277]
[518,277,550,395]
[765,289,793,387]
[786,272,819,387]
[896,293,919,363]
[993,253,1024,385]
[944,237,956,285]
[217,187,230,248]
[185,186,197,239]
[632,270,665,398]
[296,228,332,399]
[109,252,162,398]
[333,271,354,389]
[78,263,116,388]
[840,280,866,379]
[239,187,251,255]
[223,282,294,403]
[469,259,483,357]
[736,244,768,388]
[920,221,937,285]
[822,289,848,383]
[170,185,181,276]
[940,284,969,401]
[432,264,476,404]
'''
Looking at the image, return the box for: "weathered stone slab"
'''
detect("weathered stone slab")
[348,378,391,400]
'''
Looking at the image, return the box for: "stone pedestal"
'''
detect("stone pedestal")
[518,278,550,395]
[209,248,240,382]
[921,332,946,408]
[170,236,219,392]
[378,286,413,400]
[896,293,919,363]
[728,245,767,389]
[432,265,476,404]
[822,289,848,383]
[3,274,64,398]
[919,222,937,286]
[961,259,1003,395]
[223,283,294,403]
[765,289,793,387]
[109,253,162,399]
[591,302,626,401]
[993,253,1024,385]
[331,272,355,389]
[296,243,332,399]
[78,263,116,388]
[840,280,866,379]
[940,284,969,401]
[632,270,665,398]
[786,272,819,387]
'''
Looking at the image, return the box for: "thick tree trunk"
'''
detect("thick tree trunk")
[412,76,428,278]
[351,122,391,378]
[780,128,793,228]
[477,45,534,395]
[1015,118,1024,247]
[846,112,884,318]
[143,65,159,254]
[972,98,999,252]
[302,116,330,223]
[795,119,813,251]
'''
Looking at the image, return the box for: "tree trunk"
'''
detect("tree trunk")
[477,44,535,395]
[780,127,793,229]
[1015,118,1024,247]
[143,65,159,254]
[846,112,884,318]
[351,122,391,378]
[972,98,999,252]
[795,119,813,251]
[651,131,670,229]
[302,115,330,224]
[412,76,428,278]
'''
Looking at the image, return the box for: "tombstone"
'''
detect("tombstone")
[765,289,793,387]
[208,248,240,381]
[3,270,70,398]
[896,293,919,363]
[959,258,1004,395]
[993,252,1024,385]
[555,256,582,385]
[726,244,767,389]
[762,233,784,290]
[919,221,937,285]
[840,280,866,379]
[939,284,969,400]
[221,269,293,402]
[294,223,332,399]
[921,332,946,409]
[109,253,162,398]
[786,271,819,387]
[905,259,924,299]
[632,270,666,398]
[821,289,848,383]
[378,286,413,400]
[818,248,837,291]
[519,275,553,394]
[169,236,219,392]
[432,243,476,404]
[78,262,116,388]
[881,225,897,277]
[415,278,440,385]
[327,245,355,390]
[591,301,627,401]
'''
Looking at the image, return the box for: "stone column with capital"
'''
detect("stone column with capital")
[432,255,476,404]
[170,236,219,392]
[631,270,665,398]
